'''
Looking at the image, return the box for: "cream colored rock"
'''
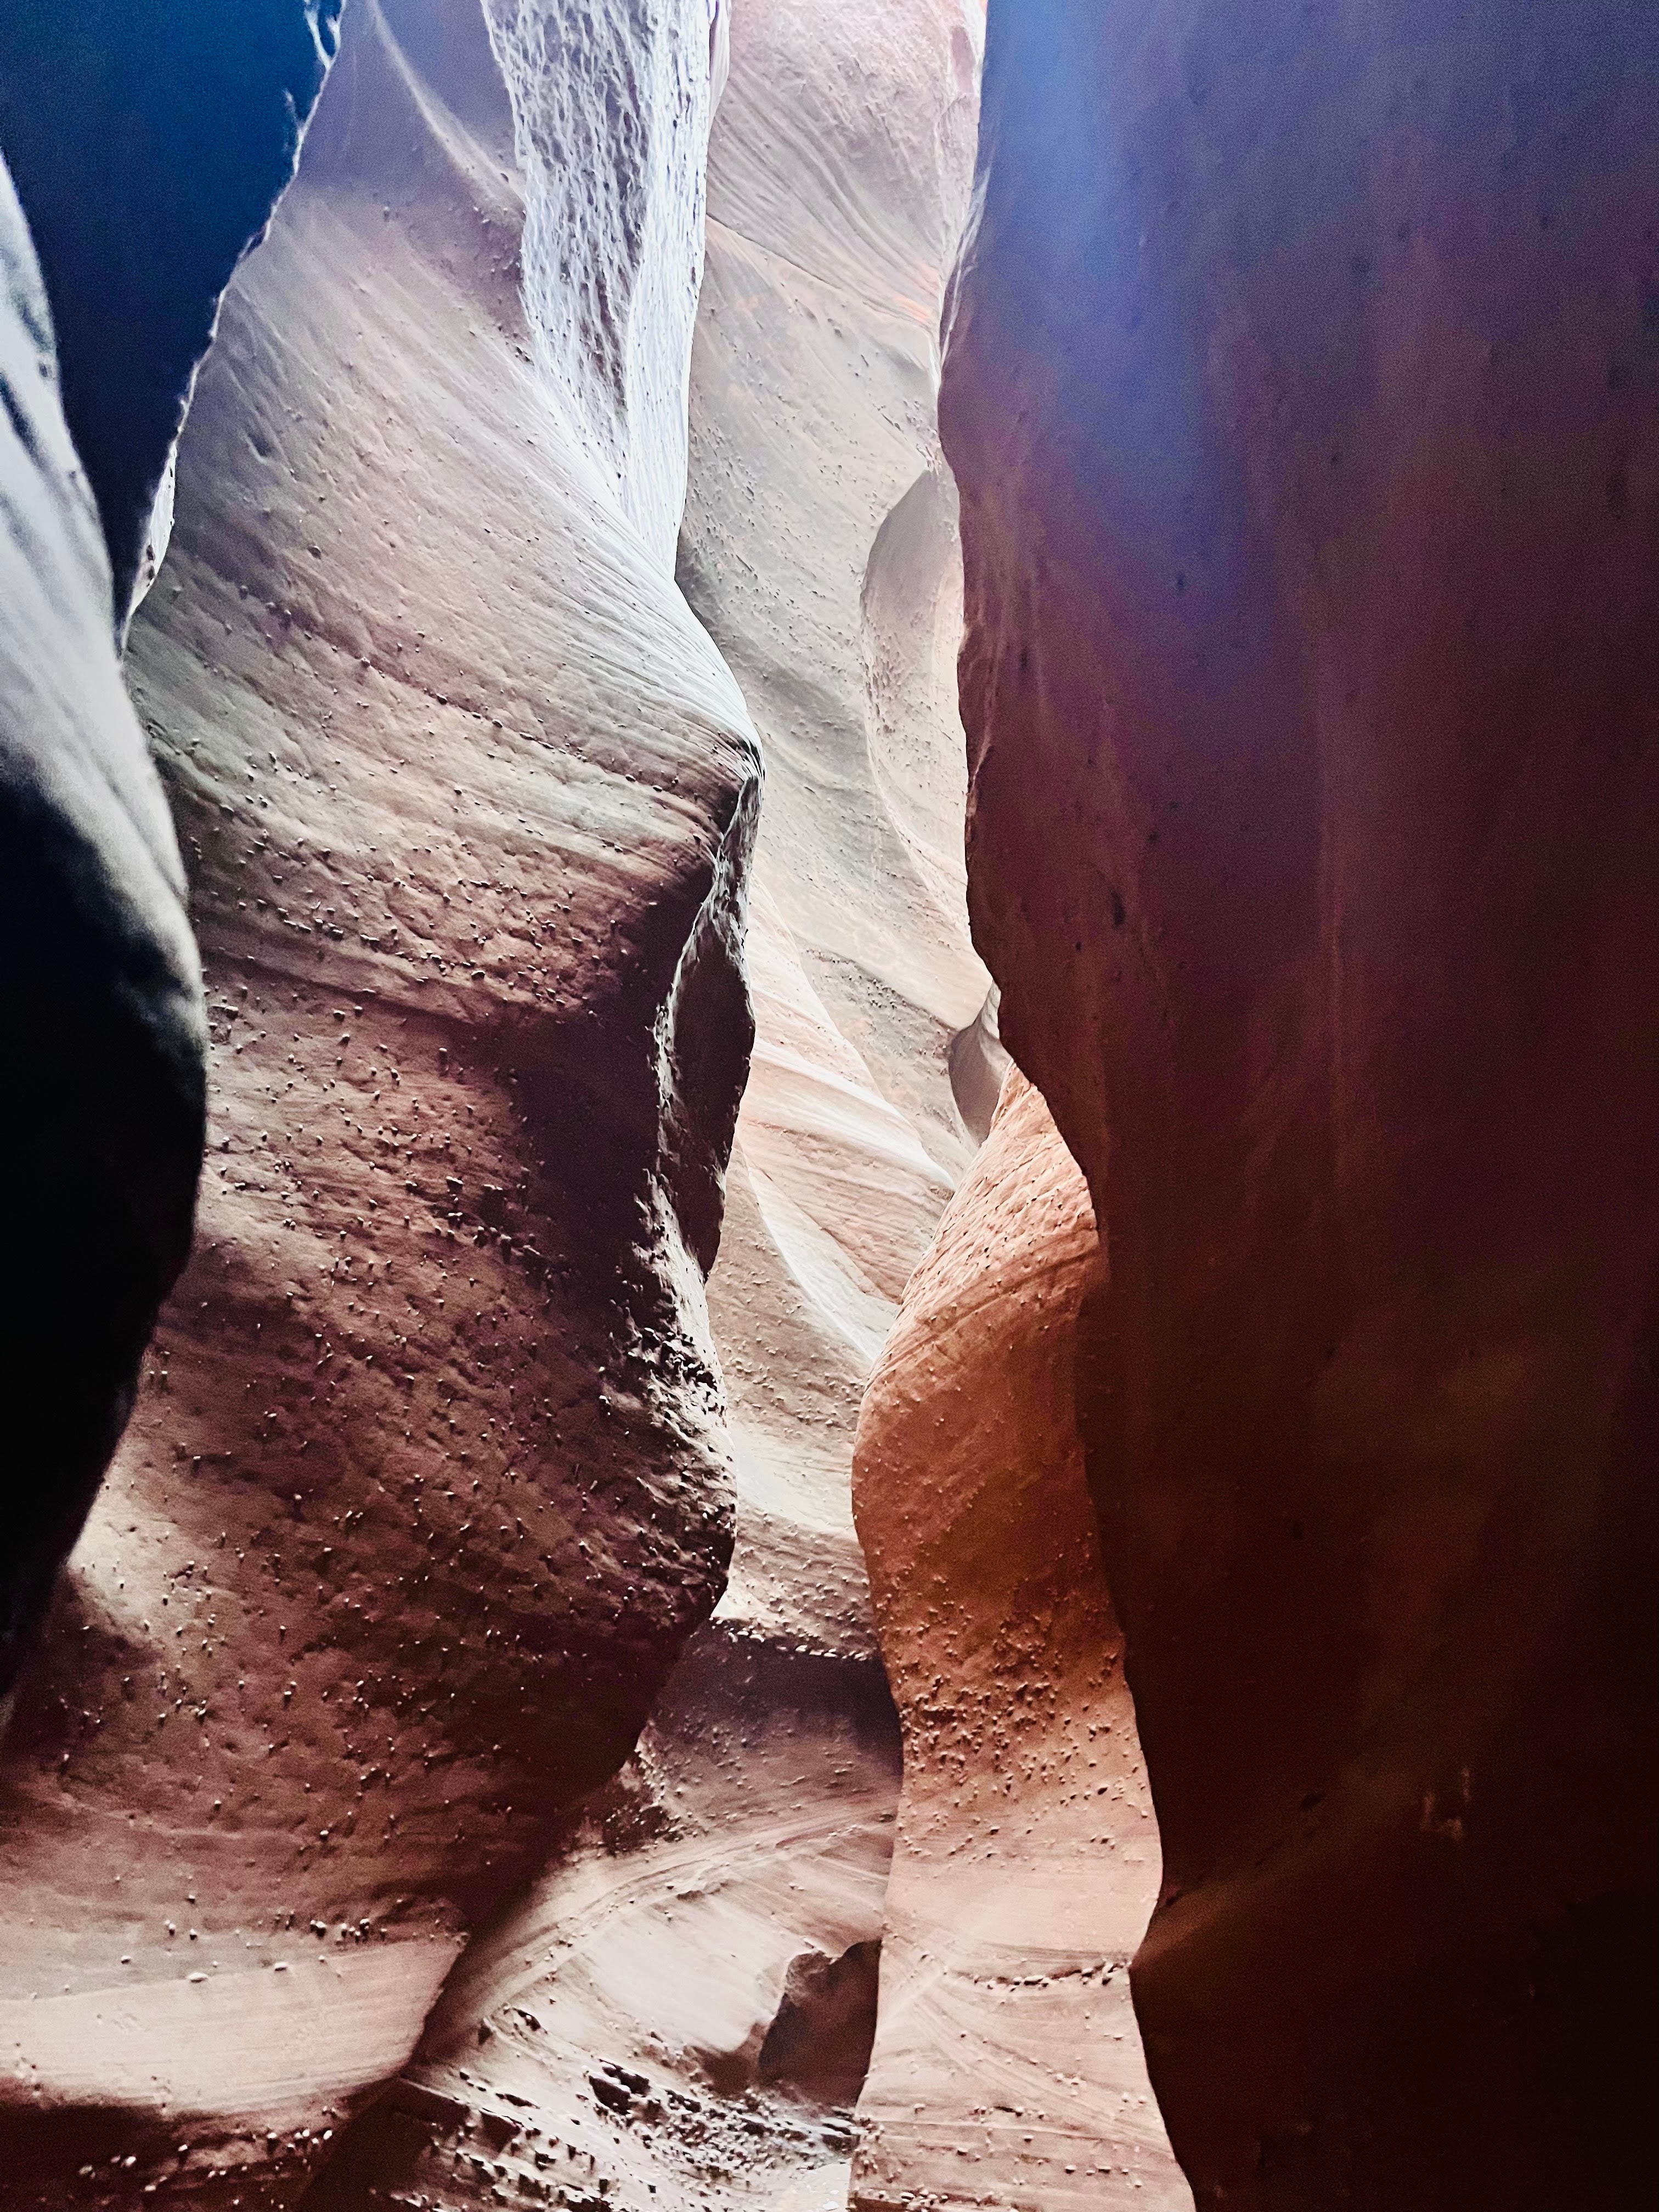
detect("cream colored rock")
[0,2,755,2201]
[302,4,995,2205]
[689,0,989,1673]
[850,1071,1182,2211]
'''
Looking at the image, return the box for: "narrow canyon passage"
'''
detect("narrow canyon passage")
[1,2,1164,2208]
[0,3,1654,2211]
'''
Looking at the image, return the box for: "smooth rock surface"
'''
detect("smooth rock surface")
[0,160,205,1713]
[686,0,989,1684]
[0,1,755,2200]
[851,1071,1182,2212]
[942,3,1659,2203]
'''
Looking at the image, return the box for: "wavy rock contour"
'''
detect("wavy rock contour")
[0,1,757,2200]
[851,1070,1183,2212]
[941,3,1659,2203]
[296,7,993,2207]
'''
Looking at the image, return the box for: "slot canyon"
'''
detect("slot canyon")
[0,3,1652,2210]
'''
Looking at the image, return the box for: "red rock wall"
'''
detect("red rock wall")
[851,1070,1183,2212]
[0,1,757,2201]
[941,3,1659,2204]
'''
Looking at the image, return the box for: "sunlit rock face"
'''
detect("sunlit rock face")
[851,1070,1184,2212]
[942,3,1659,2205]
[0,1,756,2201]
[0,161,205,1714]
[685,0,991,1668]
[297,5,992,2206]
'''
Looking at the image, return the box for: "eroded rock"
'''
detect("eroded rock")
[0,0,755,2199]
[851,1071,1182,2211]
[307,6,993,2205]
[0,160,205,1715]
[942,3,1659,2203]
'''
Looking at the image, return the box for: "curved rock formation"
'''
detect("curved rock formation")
[300,1634,899,2212]
[851,1071,1181,2212]
[684,0,989,1666]
[942,3,1659,2204]
[296,6,992,2205]
[0,161,205,1716]
[0,1,755,2200]
[0,0,342,1719]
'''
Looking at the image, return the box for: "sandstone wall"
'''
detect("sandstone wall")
[941,3,1659,2204]
[0,0,346,1720]
[297,6,996,2207]
[0,0,358,1717]
[685,0,991,1664]
[0,2,757,2202]
[851,1070,1183,2212]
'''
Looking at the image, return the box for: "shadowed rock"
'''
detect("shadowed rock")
[942,2,1659,2204]
[0,157,205,1714]
[0,1,758,2199]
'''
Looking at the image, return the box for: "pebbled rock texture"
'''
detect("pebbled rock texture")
[300,1630,899,2212]
[0,0,343,625]
[0,160,205,1717]
[0,0,756,2201]
[851,1070,1182,2212]
[942,2,1659,2205]
[302,5,991,2205]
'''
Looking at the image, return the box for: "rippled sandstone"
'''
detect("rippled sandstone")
[297,5,994,2207]
[0,1,757,2200]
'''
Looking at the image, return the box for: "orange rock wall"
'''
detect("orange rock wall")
[852,1071,1183,2211]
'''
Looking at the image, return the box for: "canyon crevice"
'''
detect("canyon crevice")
[2,1,1655,2207]
[294,4,995,2207]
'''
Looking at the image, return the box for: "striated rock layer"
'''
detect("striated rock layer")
[685,0,989,1671]
[851,1071,1182,2212]
[0,1,757,2202]
[306,4,995,2205]
[942,3,1659,2205]
[0,160,205,1713]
